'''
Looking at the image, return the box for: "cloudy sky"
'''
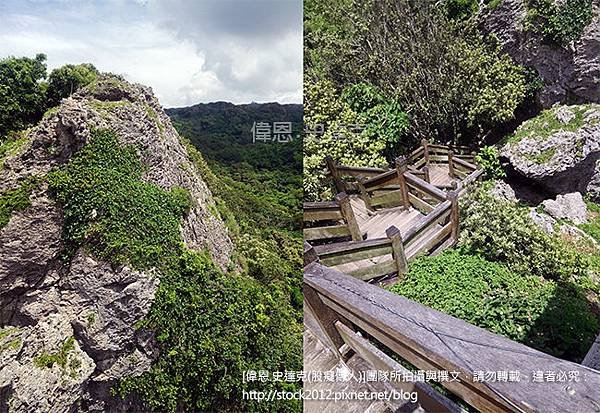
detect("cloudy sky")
[0,0,302,107]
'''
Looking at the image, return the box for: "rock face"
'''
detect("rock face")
[479,0,600,108]
[501,104,600,198]
[0,75,234,412]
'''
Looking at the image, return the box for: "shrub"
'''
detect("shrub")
[475,146,505,179]
[46,63,99,107]
[459,185,587,280]
[389,250,598,361]
[304,79,387,201]
[526,0,593,45]
[48,129,191,268]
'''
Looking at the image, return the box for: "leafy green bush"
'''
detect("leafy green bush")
[117,250,302,412]
[475,146,506,179]
[304,79,388,201]
[459,185,587,280]
[526,0,593,45]
[342,83,410,152]
[390,250,598,361]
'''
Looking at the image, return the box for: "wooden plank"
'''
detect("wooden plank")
[304,201,339,209]
[335,322,464,413]
[406,146,424,162]
[336,165,388,176]
[320,243,392,267]
[304,208,343,222]
[313,237,391,256]
[403,200,451,245]
[304,225,351,241]
[337,192,362,241]
[408,192,434,213]
[413,157,427,169]
[404,172,447,201]
[347,259,397,280]
[305,262,600,413]
[370,189,403,208]
[304,284,345,360]
[406,222,452,261]
[326,156,345,193]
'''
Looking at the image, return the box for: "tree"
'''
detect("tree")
[0,54,47,139]
[46,63,99,106]
[305,0,526,145]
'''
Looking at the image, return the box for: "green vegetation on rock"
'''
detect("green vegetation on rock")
[526,0,593,45]
[506,104,597,144]
[390,250,598,361]
[33,336,79,378]
[0,177,38,230]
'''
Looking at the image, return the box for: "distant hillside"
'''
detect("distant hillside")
[166,102,302,170]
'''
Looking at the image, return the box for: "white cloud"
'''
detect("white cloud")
[0,0,302,107]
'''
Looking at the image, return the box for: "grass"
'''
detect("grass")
[524,146,556,164]
[33,336,81,378]
[0,131,28,169]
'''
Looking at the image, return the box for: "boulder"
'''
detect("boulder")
[479,0,600,108]
[529,209,557,234]
[501,104,600,198]
[542,192,588,224]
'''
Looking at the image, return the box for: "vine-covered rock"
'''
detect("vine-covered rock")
[501,104,600,197]
[0,75,234,412]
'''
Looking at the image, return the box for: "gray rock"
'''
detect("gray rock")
[0,75,235,411]
[488,180,517,202]
[529,209,557,234]
[501,104,600,197]
[479,0,600,107]
[542,192,588,224]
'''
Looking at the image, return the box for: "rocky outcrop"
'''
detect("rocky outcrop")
[501,104,600,198]
[479,0,600,108]
[0,75,234,412]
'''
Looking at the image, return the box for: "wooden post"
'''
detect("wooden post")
[386,225,408,277]
[422,165,430,183]
[304,241,319,267]
[336,192,362,241]
[356,175,373,212]
[448,150,455,178]
[325,156,345,194]
[447,190,459,242]
[421,139,430,167]
[395,156,410,210]
[304,284,346,360]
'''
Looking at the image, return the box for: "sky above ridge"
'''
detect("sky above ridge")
[0,0,302,107]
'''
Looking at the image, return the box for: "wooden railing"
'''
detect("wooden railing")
[304,247,600,413]
[311,177,458,281]
[303,192,363,243]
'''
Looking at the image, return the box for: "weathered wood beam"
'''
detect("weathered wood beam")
[387,225,408,277]
[325,156,346,194]
[336,192,362,241]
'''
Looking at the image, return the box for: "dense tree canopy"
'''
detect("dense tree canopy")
[0,54,48,138]
[0,54,99,141]
[46,63,99,107]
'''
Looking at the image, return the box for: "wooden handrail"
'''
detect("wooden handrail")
[403,200,451,245]
[453,156,478,171]
[362,169,397,189]
[404,172,447,201]
[304,261,600,413]
[303,201,339,210]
